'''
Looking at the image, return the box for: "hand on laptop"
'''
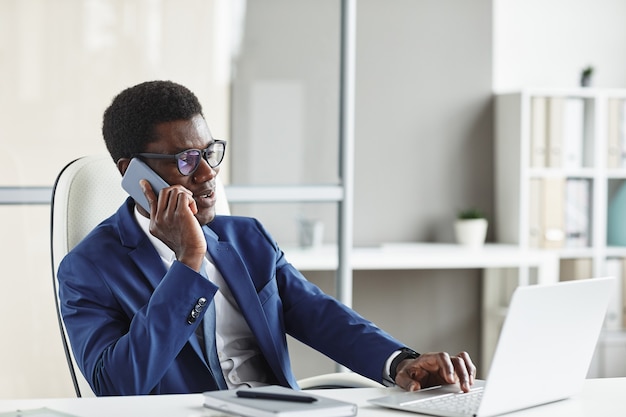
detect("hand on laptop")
[395,351,476,393]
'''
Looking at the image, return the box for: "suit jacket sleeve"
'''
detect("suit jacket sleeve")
[58,203,219,395]
[276,254,404,383]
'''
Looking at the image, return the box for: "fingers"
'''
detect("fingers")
[434,351,475,392]
[448,352,474,392]
[140,181,194,218]
[396,351,477,393]
[139,179,157,215]
[458,351,476,387]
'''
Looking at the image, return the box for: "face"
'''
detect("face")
[120,114,221,225]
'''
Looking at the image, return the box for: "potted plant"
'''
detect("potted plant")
[455,208,488,247]
[580,66,594,87]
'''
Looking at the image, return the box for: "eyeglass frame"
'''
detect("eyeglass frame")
[135,139,227,176]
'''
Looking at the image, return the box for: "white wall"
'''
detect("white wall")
[229,0,492,379]
[494,0,626,91]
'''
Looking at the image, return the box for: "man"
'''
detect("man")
[58,80,475,396]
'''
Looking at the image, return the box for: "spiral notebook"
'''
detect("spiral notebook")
[203,385,357,417]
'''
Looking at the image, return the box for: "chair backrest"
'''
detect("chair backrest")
[50,154,230,397]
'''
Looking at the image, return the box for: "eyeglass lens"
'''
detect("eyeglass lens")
[178,142,225,175]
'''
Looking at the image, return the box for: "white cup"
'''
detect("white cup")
[298,219,324,248]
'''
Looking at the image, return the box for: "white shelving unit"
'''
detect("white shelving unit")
[495,88,626,377]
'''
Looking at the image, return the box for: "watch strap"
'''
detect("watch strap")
[389,348,420,382]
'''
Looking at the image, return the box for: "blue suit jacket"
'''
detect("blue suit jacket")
[58,198,403,396]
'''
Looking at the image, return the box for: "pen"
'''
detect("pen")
[236,390,318,403]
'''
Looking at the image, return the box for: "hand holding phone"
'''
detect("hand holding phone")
[121,157,206,271]
[121,158,170,212]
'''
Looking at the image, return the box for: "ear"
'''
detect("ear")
[117,158,131,176]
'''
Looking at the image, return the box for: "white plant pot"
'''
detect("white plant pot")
[455,218,488,247]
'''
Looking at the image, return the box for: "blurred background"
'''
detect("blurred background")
[2,0,626,398]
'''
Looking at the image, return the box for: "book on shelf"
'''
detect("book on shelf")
[564,178,591,247]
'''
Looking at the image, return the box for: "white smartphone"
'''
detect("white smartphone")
[121,158,170,212]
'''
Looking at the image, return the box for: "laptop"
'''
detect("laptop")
[369,277,614,417]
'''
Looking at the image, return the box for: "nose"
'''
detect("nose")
[193,157,217,183]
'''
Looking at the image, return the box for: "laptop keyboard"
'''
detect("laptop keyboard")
[405,388,484,416]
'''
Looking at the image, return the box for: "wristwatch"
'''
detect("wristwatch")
[390,348,420,382]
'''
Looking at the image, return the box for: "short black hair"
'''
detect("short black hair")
[102,80,203,162]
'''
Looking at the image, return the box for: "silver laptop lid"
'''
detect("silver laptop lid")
[477,277,613,416]
[368,277,614,417]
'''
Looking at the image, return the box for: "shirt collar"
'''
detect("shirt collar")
[133,207,177,265]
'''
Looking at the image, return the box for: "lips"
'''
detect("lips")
[194,188,214,199]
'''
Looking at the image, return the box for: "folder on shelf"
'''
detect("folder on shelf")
[607,98,622,169]
[529,178,543,248]
[528,177,566,249]
[564,178,591,247]
[562,98,585,169]
[541,177,566,248]
[547,97,565,168]
[560,258,592,281]
[530,97,548,168]
[604,258,624,330]
[621,100,626,167]
[607,181,626,246]
[622,259,626,329]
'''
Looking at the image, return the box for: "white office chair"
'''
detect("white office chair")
[50,154,230,396]
[297,372,383,389]
[50,154,375,396]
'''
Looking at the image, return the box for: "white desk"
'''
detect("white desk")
[0,378,623,416]
[283,243,558,285]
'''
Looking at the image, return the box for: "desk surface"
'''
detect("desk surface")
[284,242,558,272]
[1,378,623,417]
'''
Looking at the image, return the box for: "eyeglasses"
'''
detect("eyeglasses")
[136,140,227,176]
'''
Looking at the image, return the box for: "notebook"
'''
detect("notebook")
[369,277,614,417]
[203,384,357,417]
